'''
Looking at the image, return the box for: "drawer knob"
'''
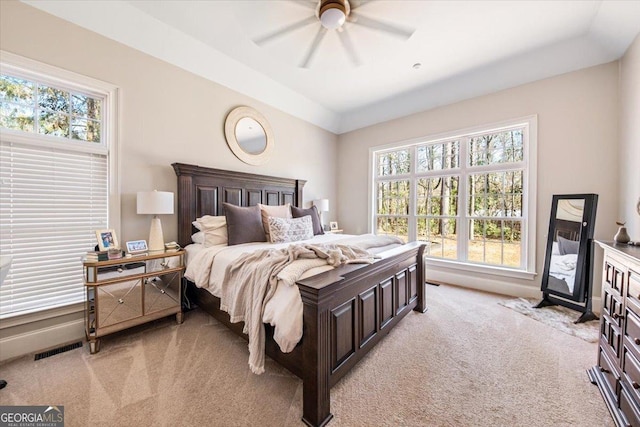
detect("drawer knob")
[118,298,124,304]
[635,338,640,346]
[161,261,169,269]
[633,382,640,390]
[600,367,610,374]
[614,313,624,320]
[117,268,123,273]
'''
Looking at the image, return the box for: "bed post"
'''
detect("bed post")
[414,244,428,313]
[299,288,333,427]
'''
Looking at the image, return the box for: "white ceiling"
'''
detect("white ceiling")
[23,0,640,134]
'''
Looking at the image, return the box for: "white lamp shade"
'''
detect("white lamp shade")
[137,191,174,215]
[313,199,329,212]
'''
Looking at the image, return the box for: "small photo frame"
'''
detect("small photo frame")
[95,229,119,251]
[330,221,339,231]
[126,239,148,254]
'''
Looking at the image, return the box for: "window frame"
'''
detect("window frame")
[369,116,537,280]
[0,51,120,324]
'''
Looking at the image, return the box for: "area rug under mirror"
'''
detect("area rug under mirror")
[499,297,599,343]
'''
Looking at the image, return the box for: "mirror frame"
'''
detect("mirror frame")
[224,106,274,166]
[540,193,598,303]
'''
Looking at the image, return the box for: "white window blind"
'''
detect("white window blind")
[0,141,108,317]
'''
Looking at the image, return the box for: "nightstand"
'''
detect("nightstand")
[326,229,343,234]
[83,250,185,353]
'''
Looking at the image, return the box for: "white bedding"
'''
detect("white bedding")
[548,253,578,293]
[184,233,402,358]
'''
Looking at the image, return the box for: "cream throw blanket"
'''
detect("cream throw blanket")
[220,243,375,374]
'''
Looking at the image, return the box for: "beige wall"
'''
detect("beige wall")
[620,33,640,240]
[0,1,337,360]
[337,63,620,297]
[0,1,339,245]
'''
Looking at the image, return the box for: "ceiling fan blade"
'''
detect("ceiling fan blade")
[300,26,328,68]
[289,0,318,10]
[349,0,374,10]
[349,12,415,39]
[338,28,362,66]
[253,16,317,46]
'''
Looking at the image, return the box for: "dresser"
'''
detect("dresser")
[590,242,640,426]
[83,250,185,353]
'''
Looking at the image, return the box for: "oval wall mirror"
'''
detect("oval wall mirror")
[224,106,274,165]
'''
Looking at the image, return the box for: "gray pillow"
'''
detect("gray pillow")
[557,236,580,255]
[291,205,324,235]
[223,203,267,245]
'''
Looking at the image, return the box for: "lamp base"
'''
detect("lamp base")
[148,216,165,252]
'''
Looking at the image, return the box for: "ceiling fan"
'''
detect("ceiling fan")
[253,0,415,69]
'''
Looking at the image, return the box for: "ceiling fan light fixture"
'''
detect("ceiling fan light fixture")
[318,0,349,30]
[320,8,346,29]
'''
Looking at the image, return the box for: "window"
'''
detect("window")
[372,117,536,274]
[0,52,118,319]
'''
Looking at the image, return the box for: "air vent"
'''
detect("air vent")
[34,341,83,361]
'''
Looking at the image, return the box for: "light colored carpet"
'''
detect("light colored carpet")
[0,285,613,426]
[498,297,599,343]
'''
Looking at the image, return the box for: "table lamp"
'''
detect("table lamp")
[137,190,174,252]
[313,198,329,231]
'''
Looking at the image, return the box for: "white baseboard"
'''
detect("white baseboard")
[0,319,85,362]
[426,268,602,314]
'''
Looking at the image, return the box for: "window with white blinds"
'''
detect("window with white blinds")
[0,51,118,319]
[0,143,108,316]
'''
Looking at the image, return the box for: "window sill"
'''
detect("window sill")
[0,302,85,329]
[425,258,537,281]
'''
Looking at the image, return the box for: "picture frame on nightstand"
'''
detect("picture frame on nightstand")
[95,229,118,251]
[329,221,338,231]
[126,239,148,254]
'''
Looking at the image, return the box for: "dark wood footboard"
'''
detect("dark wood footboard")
[187,242,426,426]
[297,241,426,426]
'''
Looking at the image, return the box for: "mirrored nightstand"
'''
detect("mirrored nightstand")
[83,250,185,353]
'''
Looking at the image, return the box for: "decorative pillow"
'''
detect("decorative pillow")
[557,236,580,255]
[291,205,324,236]
[223,203,267,245]
[258,203,291,242]
[268,216,314,244]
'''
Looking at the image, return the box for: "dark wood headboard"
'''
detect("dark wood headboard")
[554,218,581,242]
[172,163,306,248]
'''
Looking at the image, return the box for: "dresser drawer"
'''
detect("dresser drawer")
[621,385,640,427]
[603,286,625,328]
[599,347,620,398]
[623,346,640,406]
[606,261,626,296]
[626,310,640,352]
[603,316,623,359]
[629,270,640,317]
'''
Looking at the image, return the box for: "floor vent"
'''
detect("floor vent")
[34,341,83,361]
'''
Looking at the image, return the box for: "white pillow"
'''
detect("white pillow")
[193,215,226,231]
[268,216,314,244]
[191,231,205,244]
[191,215,228,246]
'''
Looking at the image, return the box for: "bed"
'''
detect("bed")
[172,163,427,426]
